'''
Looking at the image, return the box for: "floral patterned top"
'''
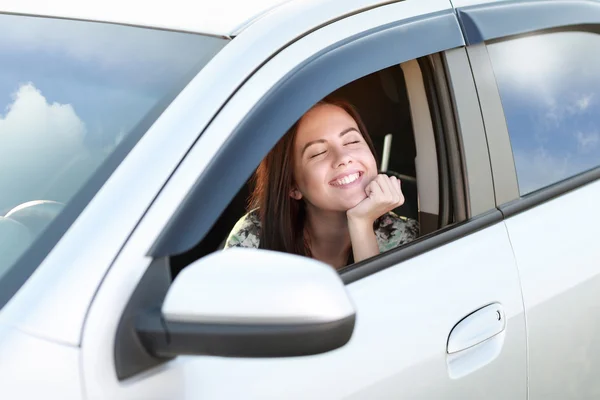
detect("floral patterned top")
[224,209,419,254]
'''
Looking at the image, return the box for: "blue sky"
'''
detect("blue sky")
[0,14,223,214]
[488,30,600,195]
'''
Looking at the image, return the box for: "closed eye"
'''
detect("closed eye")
[344,140,360,146]
[310,151,326,159]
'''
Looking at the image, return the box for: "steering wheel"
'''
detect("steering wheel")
[4,200,65,237]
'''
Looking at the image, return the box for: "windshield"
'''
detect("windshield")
[0,14,226,303]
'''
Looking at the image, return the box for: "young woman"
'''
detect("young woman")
[224,98,419,269]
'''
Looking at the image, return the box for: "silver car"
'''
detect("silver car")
[1,0,600,398]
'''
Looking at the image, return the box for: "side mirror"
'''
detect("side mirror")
[135,249,356,358]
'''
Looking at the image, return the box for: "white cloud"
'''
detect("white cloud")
[0,83,87,211]
[575,94,594,112]
[537,93,595,133]
[574,131,600,153]
[1,83,86,146]
[490,31,600,109]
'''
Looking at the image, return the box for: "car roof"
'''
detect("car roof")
[0,0,442,37]
[0,0,514,37]
[0,0,296,37]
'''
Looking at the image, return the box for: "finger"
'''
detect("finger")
[392,176,404,204]
[395,179,405,206]
[384,176,399,203]
[367,178,385,198]
[378,175,397,203]
[376,174,393,196]
[398,180,405,199]
[390,176,402,199]
[389,176,401,200]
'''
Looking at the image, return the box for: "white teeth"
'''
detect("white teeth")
[333,173,360,186]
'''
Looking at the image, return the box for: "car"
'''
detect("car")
[1,0,600,398]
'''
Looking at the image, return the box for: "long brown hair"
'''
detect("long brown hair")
[248,97,377,257]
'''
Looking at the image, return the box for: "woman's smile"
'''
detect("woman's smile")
[328,171,364,188]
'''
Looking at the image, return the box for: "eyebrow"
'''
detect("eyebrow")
[301,127,359,157]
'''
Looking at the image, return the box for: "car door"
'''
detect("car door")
[457,0,600,398]
[81,1,527,399]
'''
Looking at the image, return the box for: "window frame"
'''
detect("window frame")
[151,8,478,261]
[342,47,500,282]
[460,0,600,216]
[148,8,501,283]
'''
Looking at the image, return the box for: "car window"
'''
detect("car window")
[169,55,468,278]
[487,30,600,195]
[0,14,226,283]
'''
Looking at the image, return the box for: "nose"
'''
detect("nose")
[332,146,352,168]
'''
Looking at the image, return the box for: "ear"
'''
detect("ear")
[289,187,303,200]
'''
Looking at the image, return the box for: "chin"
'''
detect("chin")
[338,195,366,211]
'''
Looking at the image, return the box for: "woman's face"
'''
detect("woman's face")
[291,103,378,212]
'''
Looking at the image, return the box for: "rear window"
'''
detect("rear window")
[488,30,600,194]
[0,14,226,302]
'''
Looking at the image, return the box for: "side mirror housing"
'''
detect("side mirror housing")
[135,249,356,358]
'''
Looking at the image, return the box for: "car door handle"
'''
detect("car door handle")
[446,303,507,379]
[446,303,506,379]
[447,303,506,354]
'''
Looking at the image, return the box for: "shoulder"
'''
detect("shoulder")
[223,209,261,249]
[375,211,419,253]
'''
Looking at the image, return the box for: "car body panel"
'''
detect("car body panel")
[505,180,600,399]
[450,0,513,8]
[0,0,418,37]
[0,323,82,399]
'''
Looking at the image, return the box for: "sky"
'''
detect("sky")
[488,30,600,195]
[0,13,223,215]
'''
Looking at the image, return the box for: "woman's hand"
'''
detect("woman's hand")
[346,174,404,263]
[346,174,404,225]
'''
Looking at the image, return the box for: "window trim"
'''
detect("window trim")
[150,9,465,258]
[465,43,519,206]
[443,47,495,218]
[456,0,600,45]
[341,209,503,284]
[500,164,600,219]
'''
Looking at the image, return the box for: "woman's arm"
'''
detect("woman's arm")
[347,217,379,262]
[346,174,405,262]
